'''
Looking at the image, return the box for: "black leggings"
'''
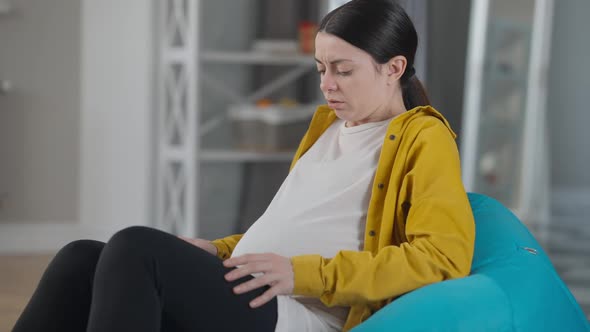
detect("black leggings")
[12,226,278,332]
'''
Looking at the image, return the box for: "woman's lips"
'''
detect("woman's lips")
[327,100,345,109]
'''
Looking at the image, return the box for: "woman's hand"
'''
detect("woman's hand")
[223,253,294,308]
[178,236,218,256]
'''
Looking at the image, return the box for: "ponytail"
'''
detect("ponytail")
[401,75,431,110]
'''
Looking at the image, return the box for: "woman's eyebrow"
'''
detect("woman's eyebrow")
[314,58,354,65]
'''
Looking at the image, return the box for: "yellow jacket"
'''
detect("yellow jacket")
[212,105,475,331]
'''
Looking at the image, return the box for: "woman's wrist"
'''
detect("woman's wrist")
[207,241,218,256]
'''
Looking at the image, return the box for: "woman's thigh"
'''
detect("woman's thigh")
[89,226,277,332]
[12,239,105,332]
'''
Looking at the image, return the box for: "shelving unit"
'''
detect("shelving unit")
[201,50,315,65]
[197,51,317,138]
[154,0,323,237]
[199,149,295,163]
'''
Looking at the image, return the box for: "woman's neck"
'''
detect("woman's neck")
[345,98,407,127]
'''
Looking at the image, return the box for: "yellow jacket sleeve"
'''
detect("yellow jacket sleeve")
[211,234,243,260]
[290,121,475,306]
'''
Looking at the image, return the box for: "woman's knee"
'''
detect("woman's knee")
[105,226,162,256]
[55,239,104,265]
[49,240,104,279]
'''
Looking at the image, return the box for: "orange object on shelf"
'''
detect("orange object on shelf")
[255,98,273,108]
[298,21,318,54]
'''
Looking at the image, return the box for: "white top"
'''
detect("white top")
[231,117,392,332]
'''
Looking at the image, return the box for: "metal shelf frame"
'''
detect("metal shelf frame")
[154,0,200,236]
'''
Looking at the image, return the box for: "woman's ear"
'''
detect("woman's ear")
[386,56,408,83]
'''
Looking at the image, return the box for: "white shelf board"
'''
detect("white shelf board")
[201,50,316,65]
[199,148,295,162]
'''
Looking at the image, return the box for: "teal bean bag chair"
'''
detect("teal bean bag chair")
[353,193,590,332]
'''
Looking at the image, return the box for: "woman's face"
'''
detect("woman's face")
[314,32,403,126]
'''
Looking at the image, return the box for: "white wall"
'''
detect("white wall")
[0,0,155,252]
[80,0,154,230]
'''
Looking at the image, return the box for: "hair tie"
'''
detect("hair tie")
[405,66,416,79]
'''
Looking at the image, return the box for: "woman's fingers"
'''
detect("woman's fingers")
[233,273,275,294]
[250,284,282,308]
[225,261,271,281]
[223,253,294,306]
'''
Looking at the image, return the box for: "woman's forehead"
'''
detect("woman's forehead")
[315,33,369,64]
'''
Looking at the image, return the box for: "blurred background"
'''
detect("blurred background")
[0,0,588,328]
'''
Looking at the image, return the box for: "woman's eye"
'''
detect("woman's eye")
[337,70,352,76]
[317,69,325,75]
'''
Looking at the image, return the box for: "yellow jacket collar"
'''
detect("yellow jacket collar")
[314,104,457,139]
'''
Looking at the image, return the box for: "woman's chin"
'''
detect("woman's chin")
[333,109,355,122]
[333,110,347,120]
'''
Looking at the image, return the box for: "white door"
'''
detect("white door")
[461,0,554,238]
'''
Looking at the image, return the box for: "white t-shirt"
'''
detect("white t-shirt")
[231,117,392,332]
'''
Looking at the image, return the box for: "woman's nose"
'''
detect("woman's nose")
[320,73,337,93]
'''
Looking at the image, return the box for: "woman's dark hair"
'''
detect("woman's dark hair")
[319,0,430,110]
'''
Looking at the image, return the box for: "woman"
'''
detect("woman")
[13,0,474,331]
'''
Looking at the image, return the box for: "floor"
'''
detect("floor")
[543,223,590,318]
[544,189,590,318]
[0,254,53,331]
